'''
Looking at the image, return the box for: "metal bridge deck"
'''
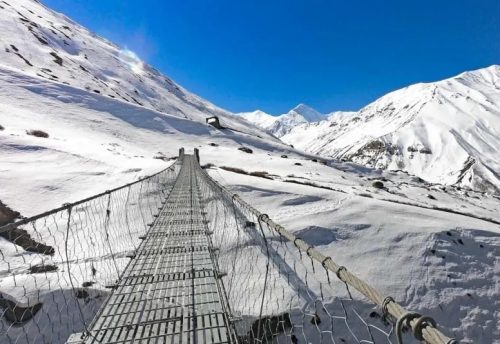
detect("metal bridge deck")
[69,156,235,344]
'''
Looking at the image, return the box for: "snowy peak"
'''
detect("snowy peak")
[454,64,500,86]
[287,104,324,122]
[239,104,325,137]
[239,110,277,128]
[283,65,500,194]
[270,104,325,137]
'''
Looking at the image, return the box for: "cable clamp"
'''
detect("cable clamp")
[293,237,302,248]
[258,214,269,222]
[321,257,333,269]
[381,296,395,318]
[336,266,347,280]
[395,312,421,344]
[413,315,437,340]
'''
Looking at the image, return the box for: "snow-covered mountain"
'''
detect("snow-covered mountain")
[0,2,499,343]
[237,110,277,128]
[0,0,290,214]
[288,103,324,122]
[326,110,358,121]
[0,0,272,139]
[283,66,500,194]
[239,104,325,137]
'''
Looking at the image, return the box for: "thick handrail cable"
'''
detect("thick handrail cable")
[0,159,180,234]
[192,148,457,344]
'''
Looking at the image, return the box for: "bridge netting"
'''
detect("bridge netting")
[0,149,455,344]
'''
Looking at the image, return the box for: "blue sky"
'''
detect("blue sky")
[43,0,499,114]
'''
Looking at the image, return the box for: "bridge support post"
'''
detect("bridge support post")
[194,148,200,163]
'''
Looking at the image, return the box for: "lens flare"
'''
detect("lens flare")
[119,48,144,75]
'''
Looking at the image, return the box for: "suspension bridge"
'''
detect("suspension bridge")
[0,149,457,344]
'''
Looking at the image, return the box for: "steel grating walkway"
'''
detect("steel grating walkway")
[68,155,236,344]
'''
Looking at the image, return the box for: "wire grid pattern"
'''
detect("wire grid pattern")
[0,161,181,344]
[195,164,398,344]
[71,155,236,344]
[0,149,455,344]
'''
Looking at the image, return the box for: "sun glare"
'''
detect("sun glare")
[120,48,144,75]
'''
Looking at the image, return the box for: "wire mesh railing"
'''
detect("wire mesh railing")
[0,147,457,344]
[0,155,182,344]
[193,149,457,344]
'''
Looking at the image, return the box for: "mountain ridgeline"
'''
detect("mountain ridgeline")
[1,0,498,194]
[242,67,500,194]
[238,104,326,137]
[0,0,270,139]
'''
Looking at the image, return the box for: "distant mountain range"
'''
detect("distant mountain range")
[281,65,500,194]
[238,104,325,137]
[0,3,499,343]
[1,0,499,196]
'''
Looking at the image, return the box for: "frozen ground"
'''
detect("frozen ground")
[206,159,500,343]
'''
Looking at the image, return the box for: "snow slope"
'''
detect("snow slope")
[0,65,295,215]
[2,64,498,342]
[237,110,278,128]
[0,1,498,343]
[0,0,273,139]
[239,104,325,137]
[283,66,500,194]
[288,103,324,122]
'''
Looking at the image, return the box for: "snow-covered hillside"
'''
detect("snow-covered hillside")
[2,63,499,342]
[239,103,325,137]
[283,66,500,194]
[0,1,499,343]
[0,0,274,138]
[0,0,294,216]
[0,64,296,216]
